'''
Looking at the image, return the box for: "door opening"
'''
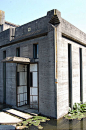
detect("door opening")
[68,44,72,108]
[17,64,27,106]
[79,48,83,103]
[16,63,38,110]
[29,64,38,109]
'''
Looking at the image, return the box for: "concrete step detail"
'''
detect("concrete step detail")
[12,105,39,116]
[3,108,33,120]
[0,112,22,124]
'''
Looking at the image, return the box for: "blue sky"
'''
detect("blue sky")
[0,0,86,33]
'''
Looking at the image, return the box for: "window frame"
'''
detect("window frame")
[30,72,33,87]
[16,47,20,57]
[33,44,38,59]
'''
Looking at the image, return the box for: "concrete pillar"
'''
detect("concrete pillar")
[0,10,5,25]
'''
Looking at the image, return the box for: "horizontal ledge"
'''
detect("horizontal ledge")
[2,56,30,64]
[62,32,86,47]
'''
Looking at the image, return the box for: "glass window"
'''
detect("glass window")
[16,48,20,57]
[17,72,19,86]
[30,72,33,87]
[3,50,6,103]
[33,44,38,59]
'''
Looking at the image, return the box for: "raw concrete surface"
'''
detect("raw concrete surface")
[13,105,39,116]
[3,108,33,120]
[0,112,22,124]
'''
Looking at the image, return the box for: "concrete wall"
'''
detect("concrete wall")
[57,13,86,119]
[39,30,56,118]
[0,15,56,118]
[0,45,17,105]
[0,29,10,46]
[0,28,15,47]
[83,48,86,103]
[3,23,16,31]
[15,16,47,38]
[0,50,3,103]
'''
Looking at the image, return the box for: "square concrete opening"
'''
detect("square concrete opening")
[17,63,38,109]
[2,57,38,110]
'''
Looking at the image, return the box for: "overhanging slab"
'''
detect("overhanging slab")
[2,56,30,64]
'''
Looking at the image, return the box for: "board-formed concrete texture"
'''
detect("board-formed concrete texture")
[3,108,33,119]
[0,112,22,124]
[0,9,86,119]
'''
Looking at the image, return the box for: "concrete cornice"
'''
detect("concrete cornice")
[0,27,48,48]
[62,32,86,47]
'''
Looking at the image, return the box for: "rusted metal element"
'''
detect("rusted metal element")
[55,27,58,79]
[54,26,58,119]
[0,10,5,25]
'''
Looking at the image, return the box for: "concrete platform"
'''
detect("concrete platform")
[0,125,15,130]
[13,105,39,116]
[0,112,22,124]
[3,108,33,119]
[24,109,38,116]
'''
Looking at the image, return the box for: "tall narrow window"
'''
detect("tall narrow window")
[16,48,20,57]
[3,50,6,103]
[79,48,83,102]
[68,44,72,108]
[0,25,1,32]
[33,44,38,59]
[16,48,20,87]
[17,72,19,86]
[30,72,33,87]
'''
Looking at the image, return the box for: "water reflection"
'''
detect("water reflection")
[0,103,86,130]
[39,117,86,130]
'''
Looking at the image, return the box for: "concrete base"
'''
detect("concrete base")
[0,112,22,124]
[3,108,33,120]
[13,105,39,116]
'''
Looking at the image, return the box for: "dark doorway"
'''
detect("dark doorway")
[68,44,72,108]
[79,48,83,103]
[3,51,6,104]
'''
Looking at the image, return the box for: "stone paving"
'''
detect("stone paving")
[0,112,22,124]
[3,108,33,120]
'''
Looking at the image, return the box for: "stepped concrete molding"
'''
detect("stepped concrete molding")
[13,105,39,116]
[3,108,33,119]
[0,112,22,124]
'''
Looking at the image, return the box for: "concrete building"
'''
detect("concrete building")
[0,10,19,32]
[0,9,86,119]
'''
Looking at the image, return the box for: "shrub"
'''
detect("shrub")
[69,102,86,114]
